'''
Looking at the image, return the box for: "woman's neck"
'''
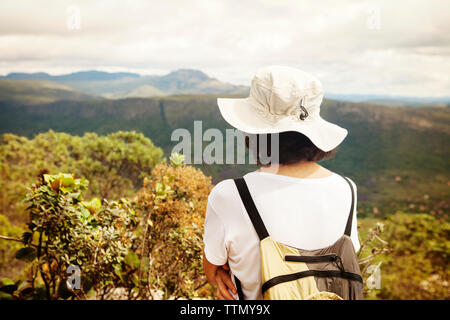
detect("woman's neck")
[258,161,333,179]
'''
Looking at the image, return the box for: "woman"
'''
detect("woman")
[203,66,361,300]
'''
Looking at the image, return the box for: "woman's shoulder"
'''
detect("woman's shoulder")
[208,178,238,203]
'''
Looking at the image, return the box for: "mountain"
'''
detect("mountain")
[4,72,53,80]
[326,93,450,107]
[141,69,246,94]
[1,69,249,98]
[4,70,448,106]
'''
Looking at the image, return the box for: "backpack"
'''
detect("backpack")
[233,176,363,300]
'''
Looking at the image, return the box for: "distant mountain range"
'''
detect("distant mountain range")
[0,69,249,99]
[3,71,140,82]
[2,69,449,106]
[325,93,450,107]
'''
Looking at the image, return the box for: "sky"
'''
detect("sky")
[0,0,449,97]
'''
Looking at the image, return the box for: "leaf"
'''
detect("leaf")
[79,206,91,220]
[1,278,14,286]
[43,174,52,184]
[61,175,75,188]
[0,291,13,300]
[15,247,37,262]
[60,186,74,193]
[21,232,33,245]
[76,178,89,190]
[113,265,124,283]
[83,198,102,215]
[169,152,185,167]
[124,251,140,269]
[131,274,139,287]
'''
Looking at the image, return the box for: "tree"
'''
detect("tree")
[0,130,163,224]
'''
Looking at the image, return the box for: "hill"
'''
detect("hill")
[0,93,448,219]
[1,69,249,98]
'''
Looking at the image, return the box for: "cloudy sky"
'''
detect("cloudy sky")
[0,0,449,97]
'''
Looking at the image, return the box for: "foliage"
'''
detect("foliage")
[356,219,391,298]
[135,153,213,299]
[0,79,96,106]
[0,215,25,283]
[372,213,450,300]
[0,130,162,278]
[358,214,449,300]
[0,167,448,300]
[0,153,215,300]
[0,130,163,224]
[0,172,138,300]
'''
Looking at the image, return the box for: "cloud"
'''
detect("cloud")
[0,0,448,96]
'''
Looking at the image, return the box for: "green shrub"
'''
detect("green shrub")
[376,213,449,299]
[0,172,138,299]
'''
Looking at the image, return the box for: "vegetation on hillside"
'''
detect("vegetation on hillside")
[0,130,163,221]
[2,172,137,300]
[0,95,448,220]
[0,163,447,299]
[377,213,449,299]
[0,86,448,300]
[0,79,98,105]
[0,154,214,300]
[136,153,213,298]
[0,130,447,299]
[0,131,163,279]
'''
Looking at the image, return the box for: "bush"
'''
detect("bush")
[0,130,163,225]
[376,213,449,299]
[136,153,214,299]
[0,153,214,300]
[0,171,138,300]
[0,215,25,280]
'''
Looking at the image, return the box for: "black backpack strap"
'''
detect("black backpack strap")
[342,176,356,236]
[234,276,245,300]
[234,178,269,241]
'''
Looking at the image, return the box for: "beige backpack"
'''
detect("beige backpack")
[233,176,363,300]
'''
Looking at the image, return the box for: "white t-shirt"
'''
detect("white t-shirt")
[203,171,360,300]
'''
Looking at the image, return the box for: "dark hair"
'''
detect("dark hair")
[245,131,337,166]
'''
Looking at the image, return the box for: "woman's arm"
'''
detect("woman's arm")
[203,251,237,300]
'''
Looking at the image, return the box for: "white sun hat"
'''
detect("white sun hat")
[217,65,348,152]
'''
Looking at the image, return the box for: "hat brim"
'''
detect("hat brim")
[217,97,348,152]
